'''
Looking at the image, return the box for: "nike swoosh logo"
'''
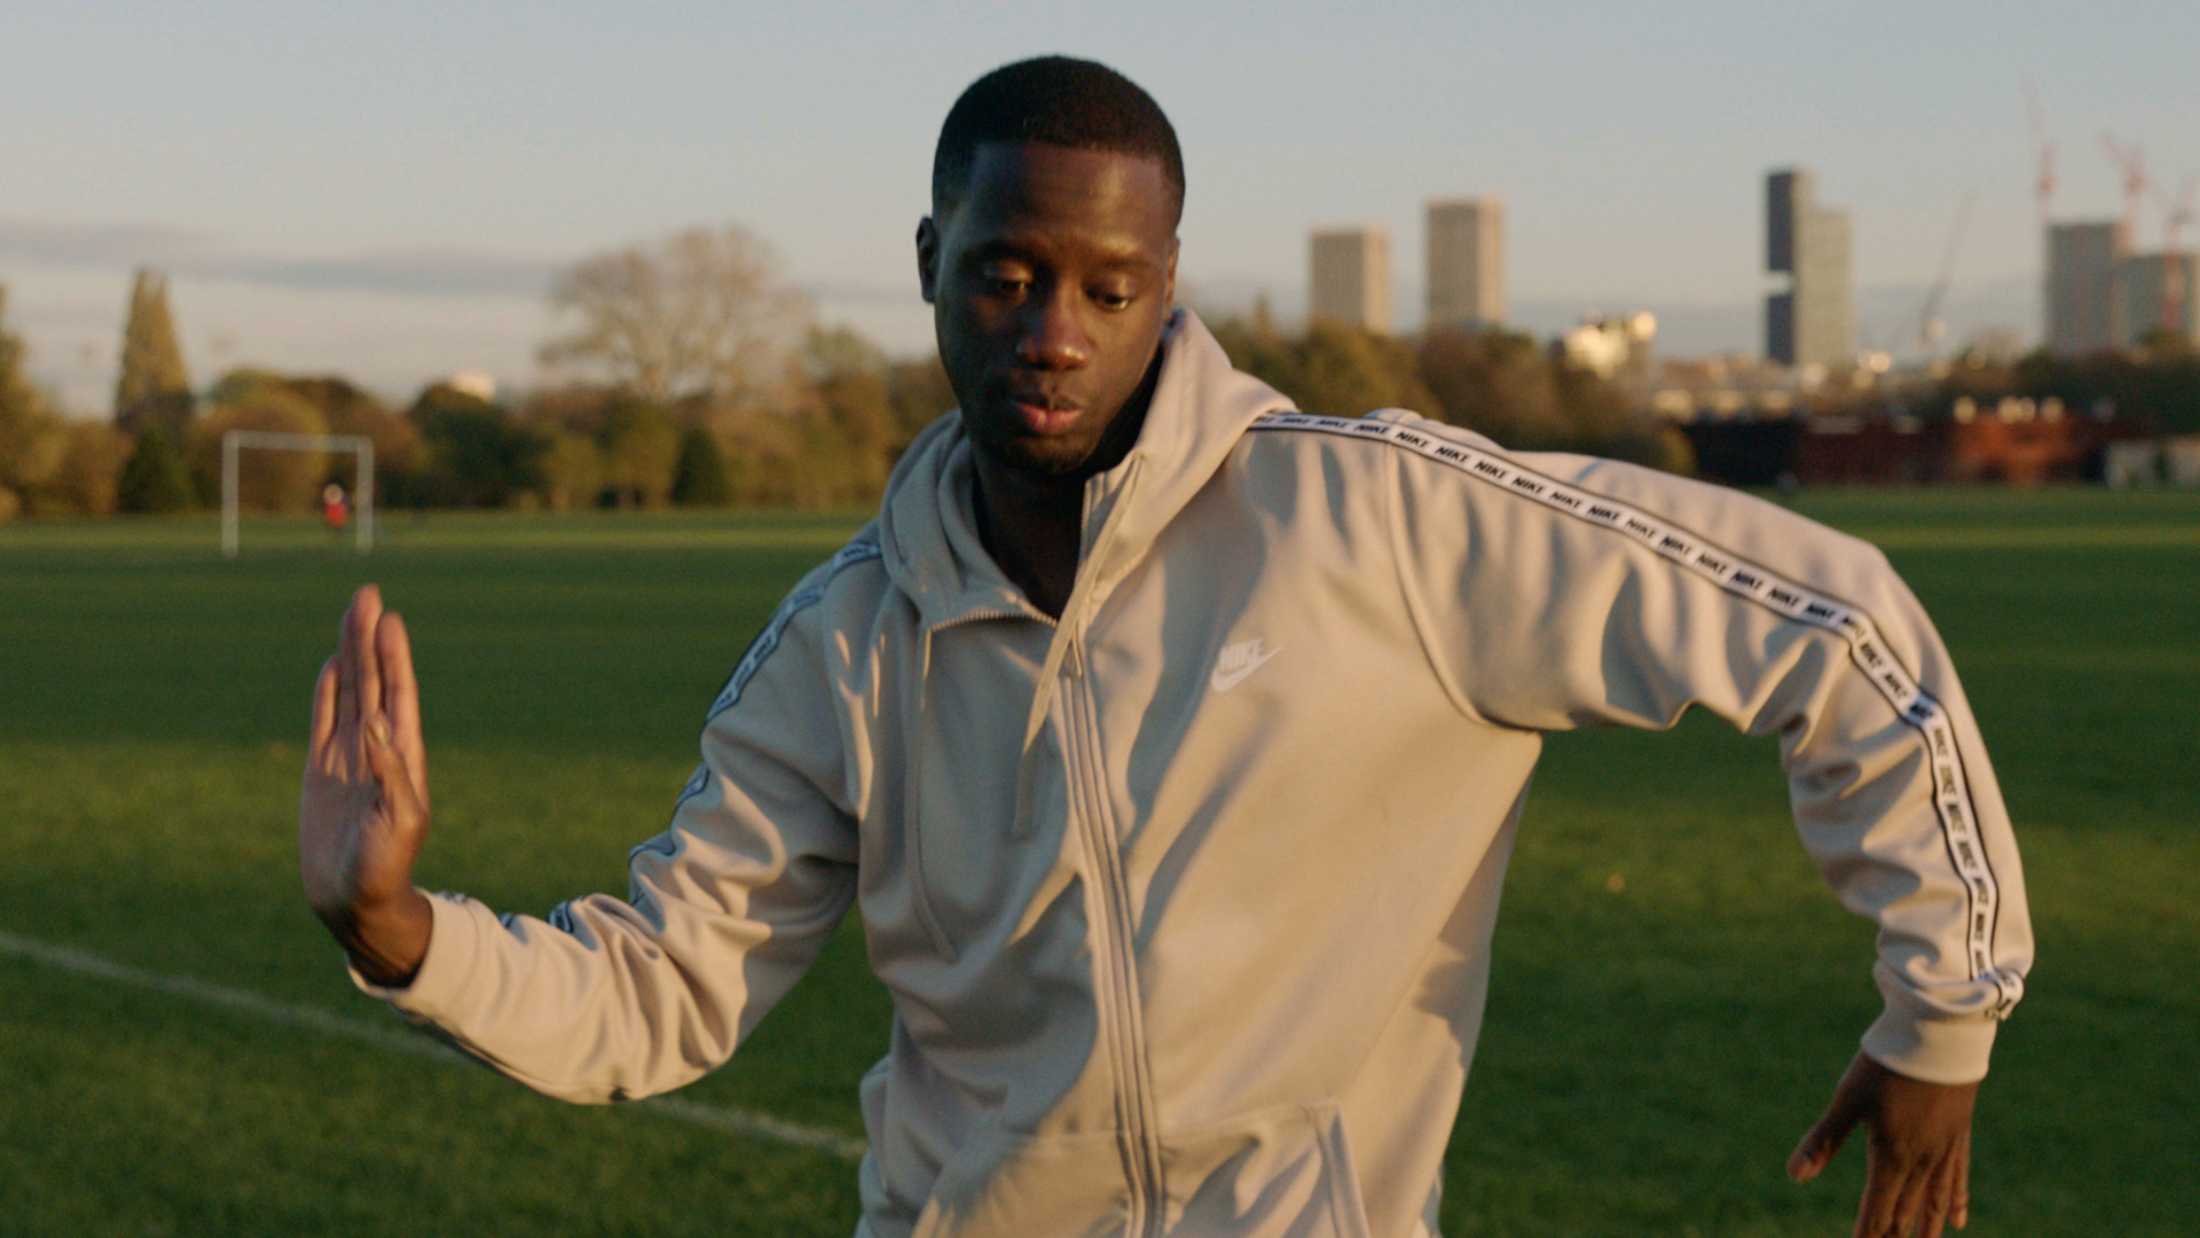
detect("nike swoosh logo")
[1210,642,1282,693]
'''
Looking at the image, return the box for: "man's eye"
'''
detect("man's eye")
[1092,288,1135,311]
[986,275,1030,297]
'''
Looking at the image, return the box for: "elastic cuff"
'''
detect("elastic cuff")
[346,889,483,1020]
[1859,1008,1997,1085]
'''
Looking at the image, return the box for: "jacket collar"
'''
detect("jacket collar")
[877,309,1294,631]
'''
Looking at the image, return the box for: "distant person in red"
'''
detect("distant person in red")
[321,484,350,534]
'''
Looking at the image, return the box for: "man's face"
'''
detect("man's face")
[918,142,1179,477]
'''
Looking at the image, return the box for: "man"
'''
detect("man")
[302,57,2030,1237]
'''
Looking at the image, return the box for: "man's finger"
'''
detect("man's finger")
[310,656,338,751]
[378,610,429,808]
[1887,1152,1939,1238]
[335,594,360,732]
[1788,1113,1854,1183]
[1789,1065,1871,1183]
[1917,1148,1961,1238]
[363,713,424,830]
[354,585,385,726]
[1953,1133,1970,1229]
[1854,1150,1902,1238]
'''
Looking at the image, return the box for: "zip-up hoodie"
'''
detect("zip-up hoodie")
[357,310,2032,1237]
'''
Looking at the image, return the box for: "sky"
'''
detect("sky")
[6,1,2199,415]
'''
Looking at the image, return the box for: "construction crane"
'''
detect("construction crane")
[2101,133,2149,244]
[2024,80,2055,228]
[1917,191,1977,354]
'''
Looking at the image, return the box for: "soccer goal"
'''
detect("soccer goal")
[221,429,375,558]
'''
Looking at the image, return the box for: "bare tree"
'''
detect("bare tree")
[539,225,809,404]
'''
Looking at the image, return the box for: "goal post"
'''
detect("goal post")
[221,430,376,558]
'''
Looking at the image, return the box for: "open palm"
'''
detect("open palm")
[300,584,433,984]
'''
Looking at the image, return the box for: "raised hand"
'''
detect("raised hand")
[1789,1051,1980,1238]
[300,584,434,986]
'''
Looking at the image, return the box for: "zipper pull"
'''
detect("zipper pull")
[1064,634,1086,679]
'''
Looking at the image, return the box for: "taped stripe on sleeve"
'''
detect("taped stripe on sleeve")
[1252,413,2021,1017]
[625,535,882,866]
[706,536,884,723]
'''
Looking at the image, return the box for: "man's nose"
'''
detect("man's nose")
[1014,287,1091,370]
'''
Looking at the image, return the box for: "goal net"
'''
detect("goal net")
[221,430,375,557]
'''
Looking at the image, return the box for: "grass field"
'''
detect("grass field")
[2,490,2195,1236]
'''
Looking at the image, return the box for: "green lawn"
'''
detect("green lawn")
[1,491,2194,1235]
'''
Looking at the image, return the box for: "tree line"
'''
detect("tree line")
[1920,336,2200,435]
[14,220,2200,523]
[3,222,1720,522]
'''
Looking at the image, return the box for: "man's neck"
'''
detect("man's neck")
[971,358,1159,620]
[971,460,1084,619]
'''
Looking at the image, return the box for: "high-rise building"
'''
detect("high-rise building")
[1426,198,1504,328]
[2114,251,2200,349]
[1309,227,1390,333]
[1764,169,1854,370]
[2046,221,2129,356]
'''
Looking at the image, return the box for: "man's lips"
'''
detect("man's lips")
[1008,394,1085,434]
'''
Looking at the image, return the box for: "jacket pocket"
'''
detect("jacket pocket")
[1161,1101,1375,1238]
[908,1124,1132,1238]
[898,706,1070,963]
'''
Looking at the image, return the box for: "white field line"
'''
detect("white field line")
[0,928,867,1163]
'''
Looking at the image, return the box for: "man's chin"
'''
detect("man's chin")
[1002,441,1097,477]
[974,430,1101,479]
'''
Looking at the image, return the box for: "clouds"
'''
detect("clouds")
[0,218,556,300]
[0,226,935,417]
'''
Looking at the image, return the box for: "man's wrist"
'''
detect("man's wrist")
[328,887,433,988]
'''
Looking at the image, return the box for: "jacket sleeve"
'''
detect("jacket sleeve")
[1380,415,2032,1085]
[349,564,864,1104]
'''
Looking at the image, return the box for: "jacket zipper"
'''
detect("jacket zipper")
[1059,645,1167,1235]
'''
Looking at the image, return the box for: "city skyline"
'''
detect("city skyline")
[7,3,2199,413]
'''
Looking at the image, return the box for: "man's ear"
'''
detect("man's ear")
[1164,237,1180,307]
[916,216,940,305]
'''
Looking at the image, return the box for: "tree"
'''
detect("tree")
[536,432,605,511]
[39,422,133,516]
[670,425,731,506]
[408,382,546,509]
[0,284,65,522]
[1416,326,1564,445]
[802,325,895,499]
[118,425,194,513]
[1291,322,1437,416]
[540,224,810,404]
[885,356,957,456]
[1210,318,1435,420]
[596,399,682,508]
[115,268,193,434]
[191,386,331,512]
[218,369,427,504]
[517,382,624,440]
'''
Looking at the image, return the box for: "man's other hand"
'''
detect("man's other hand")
[1788,1051,1980,1237]
[300,584,433,987]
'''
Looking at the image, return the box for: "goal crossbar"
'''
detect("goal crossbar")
[221,430,376,558]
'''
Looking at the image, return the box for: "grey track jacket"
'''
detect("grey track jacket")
[356,311,2032,1237]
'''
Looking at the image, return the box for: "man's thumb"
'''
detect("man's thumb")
[1787,1105,1855,1184]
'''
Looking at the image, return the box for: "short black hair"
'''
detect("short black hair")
[932,56,1184,224]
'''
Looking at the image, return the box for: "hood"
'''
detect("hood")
[876,309,1295,630]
